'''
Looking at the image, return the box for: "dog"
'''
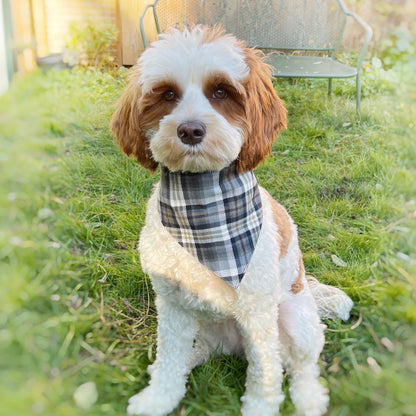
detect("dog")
[111,26,353,416]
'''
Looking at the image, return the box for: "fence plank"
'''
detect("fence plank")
[119,0,157,65]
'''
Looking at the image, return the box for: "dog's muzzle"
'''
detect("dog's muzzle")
[177,121,206,146]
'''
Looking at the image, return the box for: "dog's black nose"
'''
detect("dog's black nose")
[177,121,206,145]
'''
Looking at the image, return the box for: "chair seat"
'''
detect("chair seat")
[268,55,357,78]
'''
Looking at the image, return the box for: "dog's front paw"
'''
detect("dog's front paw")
[240,394,284,416]
[290,377,329,416]
[127,389,166,416]
[126,386,182,416]
[127,392,150,416]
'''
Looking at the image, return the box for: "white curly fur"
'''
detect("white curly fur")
[111,26,354,416]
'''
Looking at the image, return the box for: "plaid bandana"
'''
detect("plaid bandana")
[158,162,263,289]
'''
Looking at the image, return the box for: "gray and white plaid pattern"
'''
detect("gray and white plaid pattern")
[158,162,263,289]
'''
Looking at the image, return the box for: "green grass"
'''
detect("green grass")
[0,66,415,416]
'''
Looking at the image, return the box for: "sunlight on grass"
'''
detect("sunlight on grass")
[0,67,415,416]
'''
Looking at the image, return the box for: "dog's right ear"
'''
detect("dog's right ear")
[110,67,158,171]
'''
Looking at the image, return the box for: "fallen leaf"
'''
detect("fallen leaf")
[331,254,347,267]
[367,357,382,374]
[381,337,396,353]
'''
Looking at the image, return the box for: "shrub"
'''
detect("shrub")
[66,19,119,71]
[377,27,416,70]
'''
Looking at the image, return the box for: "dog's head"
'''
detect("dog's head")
[111,26,287,173]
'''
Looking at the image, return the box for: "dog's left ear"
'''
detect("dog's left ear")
[236,48,287,173]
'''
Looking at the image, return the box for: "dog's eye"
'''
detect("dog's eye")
[163,90,176,102]
[213,88,228,100]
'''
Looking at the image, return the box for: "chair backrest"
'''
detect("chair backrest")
[147,0,347,52]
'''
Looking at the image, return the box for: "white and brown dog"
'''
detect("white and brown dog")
[111,26,353,416]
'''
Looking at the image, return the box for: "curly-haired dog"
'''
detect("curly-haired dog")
[111,26,353,416]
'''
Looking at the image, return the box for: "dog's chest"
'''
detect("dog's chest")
[157,163,263,289]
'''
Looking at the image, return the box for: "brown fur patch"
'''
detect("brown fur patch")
[203,71,246,126]
[236,47,287,173]
[291,256,305,294]
[266,190,304,294]
[138,81,181,129]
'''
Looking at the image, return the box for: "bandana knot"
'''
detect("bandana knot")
[158,162,263,288]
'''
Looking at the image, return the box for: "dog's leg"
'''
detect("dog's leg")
[279,291,329,416]
[127,294,198,416]
[236,290,284,416]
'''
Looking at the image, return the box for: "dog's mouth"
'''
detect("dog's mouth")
[184,144,202,155]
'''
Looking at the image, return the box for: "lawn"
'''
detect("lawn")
[0,64,415,416]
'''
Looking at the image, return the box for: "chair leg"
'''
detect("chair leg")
[328,78,332,96]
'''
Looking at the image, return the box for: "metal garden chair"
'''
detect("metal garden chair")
[139,0,372,112]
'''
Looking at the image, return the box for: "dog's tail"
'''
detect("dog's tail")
[306,275,353,322]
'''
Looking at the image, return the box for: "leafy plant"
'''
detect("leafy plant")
[66,19,119,71]
[377,27,416,70]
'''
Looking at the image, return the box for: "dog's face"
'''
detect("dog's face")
[111,26,287,173]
